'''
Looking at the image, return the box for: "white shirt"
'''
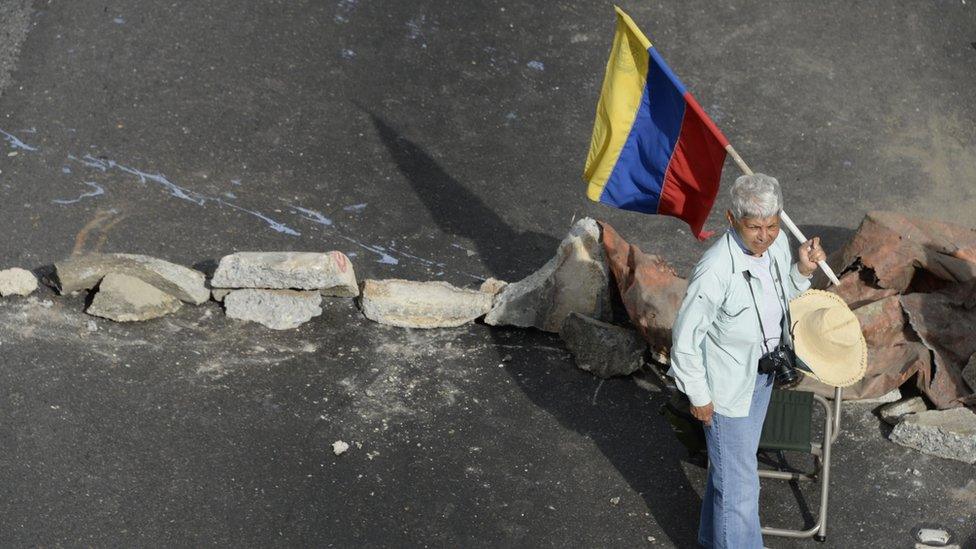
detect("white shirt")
[744,252,783,353]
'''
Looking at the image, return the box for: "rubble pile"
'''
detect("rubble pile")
[3,210,972,461]
[54,253,208,321]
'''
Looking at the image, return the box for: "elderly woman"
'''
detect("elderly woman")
[668,174,826,548]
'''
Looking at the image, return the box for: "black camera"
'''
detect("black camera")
[758,346,801,387]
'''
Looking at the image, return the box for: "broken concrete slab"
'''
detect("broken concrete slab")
[600,221,688,362]
[484,218,611,332]
[560,313,645,378]
[86,272,183,322]
[0,267,38,296]
[890,408,976,464]
[360,279,493,329]
[223,289,323,330]
[211,251,358,297]
[55,253,209,304]
[879,396,928,425]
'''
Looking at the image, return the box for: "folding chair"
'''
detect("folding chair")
[758,386,843,542]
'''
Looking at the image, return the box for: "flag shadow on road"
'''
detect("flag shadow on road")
[367,108,703,546]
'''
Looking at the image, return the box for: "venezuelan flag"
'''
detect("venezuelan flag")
[584,7,730,240]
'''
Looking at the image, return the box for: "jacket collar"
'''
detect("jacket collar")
[725,229,752,274]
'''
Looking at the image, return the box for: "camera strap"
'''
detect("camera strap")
[744,271,772,355]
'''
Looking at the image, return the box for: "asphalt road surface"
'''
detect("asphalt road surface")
[0,1,974,546]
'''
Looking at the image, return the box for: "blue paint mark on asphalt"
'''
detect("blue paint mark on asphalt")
[68,153,300,236]
[0,129,38,151]
[52,181,104,205]
[527,60,545,71]
[289,205,333,226]
[113,16,125,24]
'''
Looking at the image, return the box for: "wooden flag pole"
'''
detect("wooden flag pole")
[724,145,842,286]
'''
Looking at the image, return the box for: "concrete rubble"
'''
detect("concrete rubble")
[560,312,645,378]
[484,217,612,332]
[211,251,358,297]
[879,396,928,425]
[86,272,183,322]
[223,289,323,330]
[889,408,976,464]
[360,279,494,329]
[0,267,38,296]
[55,253,209,304]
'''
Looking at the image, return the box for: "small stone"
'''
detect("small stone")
[224,289,322,330]
[560,313,645,378]
[212,251,358,297]
[0,267,38,296]
[360,279,494,328]
[609,496,620,505]
[502,354,513,362]
[915,526,951,545]
[86,320,98,332]
[890,408,976,464]
[211,288,231,302]
[479,277,508,297]
[879,396,928,425]
[55,253,209,304]
[332,440,349,455]
[647,536,655,543]
[86,272,182,322]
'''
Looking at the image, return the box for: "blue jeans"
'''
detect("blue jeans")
[698,372,774,548]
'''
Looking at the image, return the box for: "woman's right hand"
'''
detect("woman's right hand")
[691,402,714,426]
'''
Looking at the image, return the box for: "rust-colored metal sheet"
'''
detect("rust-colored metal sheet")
[599,221,687,362]
[901,285,976,408]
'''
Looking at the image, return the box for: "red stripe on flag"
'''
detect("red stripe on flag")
[658,93,728,240]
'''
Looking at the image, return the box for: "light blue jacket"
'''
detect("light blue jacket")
[667,229,811,417]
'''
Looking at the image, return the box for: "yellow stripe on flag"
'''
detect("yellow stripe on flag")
[583,7,653,202]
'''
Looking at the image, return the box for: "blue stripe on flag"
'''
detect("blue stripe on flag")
[599,47,688,213]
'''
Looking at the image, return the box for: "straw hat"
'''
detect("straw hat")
[789,290,867,387]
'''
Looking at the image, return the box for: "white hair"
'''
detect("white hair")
[730,173,783,219]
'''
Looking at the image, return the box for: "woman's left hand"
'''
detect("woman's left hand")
[797,236,826,277]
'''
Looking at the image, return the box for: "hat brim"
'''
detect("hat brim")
[789,290,867,388]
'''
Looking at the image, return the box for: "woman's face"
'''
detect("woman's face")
[727,210,781,256]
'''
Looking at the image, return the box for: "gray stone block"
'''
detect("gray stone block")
[0,267,37,296]
[86,272,182,322]
[224,289,323,330]
[485,218,611,332]
[560,312,645,378]
[212,251,358,297]
[360,279,493,329]
[56,253,209,304]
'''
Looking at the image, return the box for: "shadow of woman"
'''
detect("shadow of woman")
[366,108,703,546]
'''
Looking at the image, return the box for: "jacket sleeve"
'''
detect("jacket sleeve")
[787,261,812,299]
[775,230,812,300]
[668,262,724,407]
